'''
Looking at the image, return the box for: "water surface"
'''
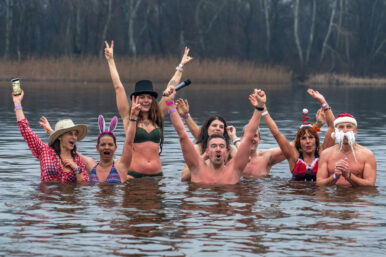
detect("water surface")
[1,82,385,256]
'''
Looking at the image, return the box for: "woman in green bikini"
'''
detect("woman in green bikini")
[104,41,193,178]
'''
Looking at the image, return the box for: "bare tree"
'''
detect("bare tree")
[4,0,14,59]
[320,0,337,62]
[293,0,304,67]
[100,0,112,58]
[126,0,143,56]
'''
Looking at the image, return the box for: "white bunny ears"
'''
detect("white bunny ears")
[97,115,118,143]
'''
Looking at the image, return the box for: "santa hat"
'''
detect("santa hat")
[334,113,357,127]
[299,108,312,128]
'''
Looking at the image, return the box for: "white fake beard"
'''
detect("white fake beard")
[331,128,357,161]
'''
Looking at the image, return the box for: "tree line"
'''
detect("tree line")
[1,0,385,78]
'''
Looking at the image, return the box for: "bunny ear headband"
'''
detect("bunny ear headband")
[97,115,118,144]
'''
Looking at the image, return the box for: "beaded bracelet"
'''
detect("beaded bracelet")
[262,111,269,117]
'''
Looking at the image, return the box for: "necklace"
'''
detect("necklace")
[143,120,150,127]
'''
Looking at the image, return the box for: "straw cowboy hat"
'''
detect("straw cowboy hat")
[130,80,158,99]
[48,119,88,146]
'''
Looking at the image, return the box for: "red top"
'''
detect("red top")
[18,118,88,183]
[291,158,319,181]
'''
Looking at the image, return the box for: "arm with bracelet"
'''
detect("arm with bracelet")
[159,47,193,116]
[306,89,335,151]
[176,98,201,140]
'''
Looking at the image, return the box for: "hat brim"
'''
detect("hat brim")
[48,124,88,146]
[130,91,158,99]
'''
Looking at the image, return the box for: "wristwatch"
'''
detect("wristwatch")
[73,166,82,175]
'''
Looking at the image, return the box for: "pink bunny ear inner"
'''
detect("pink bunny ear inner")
[109,116,118,132]
[98,115,106,133]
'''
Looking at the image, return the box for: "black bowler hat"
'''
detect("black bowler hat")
[130,80,158,99]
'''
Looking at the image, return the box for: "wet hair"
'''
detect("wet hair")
[132,95,164,155]
[294,126,320,159]
[97,133,117,146]
[207,134,230,150]
[196,115,229,154]
[52,138,77,160]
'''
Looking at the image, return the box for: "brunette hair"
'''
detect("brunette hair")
[133,95,164,154]
[52,139,77,159]
[294,126,320,159]
[97,133,117,146]
[196,115,229,154]
[207,134,230,150]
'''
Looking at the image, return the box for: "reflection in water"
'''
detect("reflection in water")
[1,82,386,256]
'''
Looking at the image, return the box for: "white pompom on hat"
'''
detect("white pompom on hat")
[334,113,357,127]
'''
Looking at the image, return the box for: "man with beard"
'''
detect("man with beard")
[316,113,376,186]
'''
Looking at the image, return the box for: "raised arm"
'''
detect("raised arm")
[163,87,201,172]
[119,96,141,172]
[262,103,298,170]
[307,89,335,151]
[232,90,264,173]
[13,91,47,159]
[105,41,131,130]
[176,98,201,140]
[159,47,193,116]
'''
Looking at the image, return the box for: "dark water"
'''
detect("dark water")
[1,82,386,256]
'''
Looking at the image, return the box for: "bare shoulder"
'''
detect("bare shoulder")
[357,144,375,157]
[193,144,202,153]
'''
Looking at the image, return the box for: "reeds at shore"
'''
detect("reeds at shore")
[0,56,292,85]
[305,73,386,86]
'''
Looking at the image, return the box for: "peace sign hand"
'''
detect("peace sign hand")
[130,95,141,119]
[104,40,114,60]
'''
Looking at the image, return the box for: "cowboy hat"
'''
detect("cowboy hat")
[130,80,158,99]
[48,119,88,146]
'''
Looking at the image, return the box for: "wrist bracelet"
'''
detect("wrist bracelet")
[333,173,338,180]
[178,63,184,69]
[233,137,241,144]
[166,101,174,106]
[176,66,183,72]
[14,105,22,110]
[168,108,177,115]
[323,107,331,112]
[184,113,190,119]
[321,102,328,108]
[255,106,264,111]
[130,118,137,122]
[262,111,268,117]
[73,166,82,175]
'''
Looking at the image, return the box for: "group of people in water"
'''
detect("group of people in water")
[12,42,377,187]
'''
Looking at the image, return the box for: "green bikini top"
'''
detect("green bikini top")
[134,127,162,144]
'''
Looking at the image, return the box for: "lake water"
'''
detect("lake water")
[1,82,386,256]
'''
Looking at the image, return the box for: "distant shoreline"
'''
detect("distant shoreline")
[1,57,385,87]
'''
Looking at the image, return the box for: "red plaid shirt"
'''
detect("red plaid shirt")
[18,118,88,183]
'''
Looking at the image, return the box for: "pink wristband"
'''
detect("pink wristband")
[168,108,177,115]
[184,113,190,119]
[166,101,174,106]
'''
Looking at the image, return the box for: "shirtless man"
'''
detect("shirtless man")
[316,113,376,186]
[233,127,284,178]
[164,88,266,185]
[228,108,326,178]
